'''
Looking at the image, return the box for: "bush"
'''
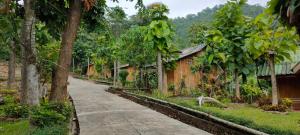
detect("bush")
[41,102,72,120]
[261,105,287,112]
[241,83,262,103]
[257,97,272,107]
[3,96,17,104]
[119,70,129,87]
[4,104,29,118]
[168,83,175,91]
[282,98,293,108]
[31,102,72,127]
[31,107,66,127]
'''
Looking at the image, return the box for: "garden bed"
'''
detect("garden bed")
[107,88,268,135]
[0,94,80,135]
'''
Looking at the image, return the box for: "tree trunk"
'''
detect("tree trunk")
[7,41,16,89]
[234,69,241,101]
[50,0,81,102]
[157,51,163,92]
[20,0,39,106]
[268,54,279,106]
[113,60,117,87]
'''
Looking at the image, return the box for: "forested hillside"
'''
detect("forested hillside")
[173,4,265,49]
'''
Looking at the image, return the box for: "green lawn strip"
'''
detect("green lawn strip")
[130,91,300,135]
[166,98,300,135]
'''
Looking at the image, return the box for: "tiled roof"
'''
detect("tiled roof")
[257,50,300,77]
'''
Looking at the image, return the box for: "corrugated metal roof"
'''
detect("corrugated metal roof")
[257,50,300,77]
[178,44,205,59]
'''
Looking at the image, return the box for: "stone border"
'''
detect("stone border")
[69,96,80,135]
[107,88,268,135]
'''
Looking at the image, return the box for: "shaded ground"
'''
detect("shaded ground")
[68,77,211,135]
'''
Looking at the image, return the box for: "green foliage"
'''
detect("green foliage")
[261,105,288,112]
[146,71,158,89]
[4,104,29,118]
[172,4,264,49]
[241,83,262,103]
[246,13,299,63]
[31,124,68,135]
[119,26,155,67]
[40,102,72,120]
[31,108,65,127]
[188,23,209,45]
[37,39,60,83]
[3,95,17,104]
[282,98,293,108]
[167,83,175,91]
[119,70,129,86]
[31,102,72,127]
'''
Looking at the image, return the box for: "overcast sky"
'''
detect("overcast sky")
[107,0,269,18]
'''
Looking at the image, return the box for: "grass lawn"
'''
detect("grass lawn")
[167,97,300,135]
[131,90,300,135]
[0,120,30,135]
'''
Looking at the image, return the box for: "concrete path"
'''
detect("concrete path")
[68,77,211,135]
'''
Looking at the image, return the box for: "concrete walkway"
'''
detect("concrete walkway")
[68,77,211,135]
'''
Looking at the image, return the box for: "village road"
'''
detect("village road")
[68,77,211,135]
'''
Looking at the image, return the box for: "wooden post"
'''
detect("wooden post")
[87,57,90,79]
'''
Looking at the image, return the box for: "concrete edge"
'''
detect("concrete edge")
[69,95,80,135]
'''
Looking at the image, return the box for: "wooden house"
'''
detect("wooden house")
[86,64,112,79]
[165,45,205,92]
[258,54,300,110]
[118,45,206,92]
[119,64,136,82]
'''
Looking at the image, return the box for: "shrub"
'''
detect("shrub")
[261,105,287,112]
[31,107,66,127]
[41,102,72,119]
[241,83,262,103]
[189,88,204,97]
[3,96,17,104]
[119,70,129,87]
[168,83,175,91]
[257,97,272,107]
[31,124,68,135]
[4,104,29,118]
[282,98,293,108]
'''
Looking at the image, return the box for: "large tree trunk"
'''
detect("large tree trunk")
[113,60,117,87]
[234,69,241,101]
[20,0,39,106]
[268,54,279,106]
[157,51,163,92]
[50,0,81,102]
[7,41,16,89]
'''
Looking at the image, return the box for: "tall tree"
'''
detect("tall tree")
[107,6,127,87]
[20,0,39,105]
[49,0,82,102]
[209,0,253,100]
[0,1,21,90]
[145,3,173,93]
[246,14,299,106]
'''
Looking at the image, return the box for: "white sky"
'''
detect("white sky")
[107,0,270,18]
